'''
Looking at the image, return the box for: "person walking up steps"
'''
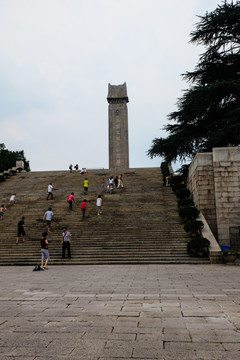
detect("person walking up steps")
[46,182,54,200]
[62,227,72,259]
[9,194,16,206]
[16,216,25,244]
[40,231,50,269]
[96,195,102,215]
[0,205,6,220]
[43,207,54,232]
[83,177,89,195]
[67,192,75,211]
[81,199,87,220]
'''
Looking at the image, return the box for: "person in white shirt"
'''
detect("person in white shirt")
[43,207,54,232]
[62,227,72,259]
[96,195,102,215]
[9,194,16,205]
[46,183,54,200]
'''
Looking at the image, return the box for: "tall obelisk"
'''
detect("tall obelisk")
[107,82,129,170]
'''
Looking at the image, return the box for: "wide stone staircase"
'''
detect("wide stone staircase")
[0,168,209,265]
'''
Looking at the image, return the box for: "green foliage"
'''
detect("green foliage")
[148,2,240,162]
[222,249,239,255]
[184,220,204,236]
[171,175,183,186]
[0,174,6,182]
[187,236,210,256]
[178,198,194,208]
[172,183,185,193]
[0,144,30,172]
[176,165,190,186]
[171,175,184,192]
[175,188,191,199]
[179,206,200,220]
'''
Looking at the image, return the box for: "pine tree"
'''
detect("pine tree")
[148,1,240,162]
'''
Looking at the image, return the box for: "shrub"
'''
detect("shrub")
[179,206,200,220]
[175,164,190,186]
[184,220,204,236]
[172,183,185,193]
[187,237,210,257]
[178,198,194,208]
[175,188,191,199]
[171,175,183,186]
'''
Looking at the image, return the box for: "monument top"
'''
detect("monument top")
[107,82,129,102]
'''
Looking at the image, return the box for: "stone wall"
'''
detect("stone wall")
[188,147,240,246]
[212,147,240,245]
[187,153,217,238]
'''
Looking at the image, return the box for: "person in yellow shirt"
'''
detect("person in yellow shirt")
[83,178,89,194]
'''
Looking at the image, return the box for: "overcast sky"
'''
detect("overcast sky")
[0,0,227,171]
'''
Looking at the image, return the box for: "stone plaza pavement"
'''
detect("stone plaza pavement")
[0,265,240,360]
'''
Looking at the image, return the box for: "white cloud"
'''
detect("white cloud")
[0,0,225,170]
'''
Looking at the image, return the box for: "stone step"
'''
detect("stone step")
[0,168,209,265]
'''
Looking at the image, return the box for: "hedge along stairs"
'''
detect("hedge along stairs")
[0,168,210,265]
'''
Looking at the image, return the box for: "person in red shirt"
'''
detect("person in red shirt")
[81,200,87,220]
[67,192,75,211]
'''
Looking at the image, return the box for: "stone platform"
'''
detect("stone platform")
[0,264,240,359]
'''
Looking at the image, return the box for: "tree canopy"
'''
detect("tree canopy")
[148,1,240,163]
[0,144,30,172]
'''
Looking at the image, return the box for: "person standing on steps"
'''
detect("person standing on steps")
[101,178,105,191]
[67,192,75,211]
[83,177,89,195]
[114,176,118,188]
[109,176,114,186]
[96,195,102,215]
[62,226,72,259]
[117,174,124,188]
[109,183,114,194]
[81,199,87,220]
[0,205,6,220]
[40,231,50,269]
[16,216,25,244]
[46,182,54,200]
[43,207,54,232]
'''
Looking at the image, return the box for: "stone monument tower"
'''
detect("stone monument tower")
[107,82,129,170]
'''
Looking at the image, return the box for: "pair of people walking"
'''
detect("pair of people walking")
[40,226,72,269]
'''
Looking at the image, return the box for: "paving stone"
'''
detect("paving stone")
[0,357,35,360]
[132,347,160,358]
[195,350,240,360]
[34,357,97,360]
[164,341,225,351]
[159,350,198,359]
[0,264,240,359]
